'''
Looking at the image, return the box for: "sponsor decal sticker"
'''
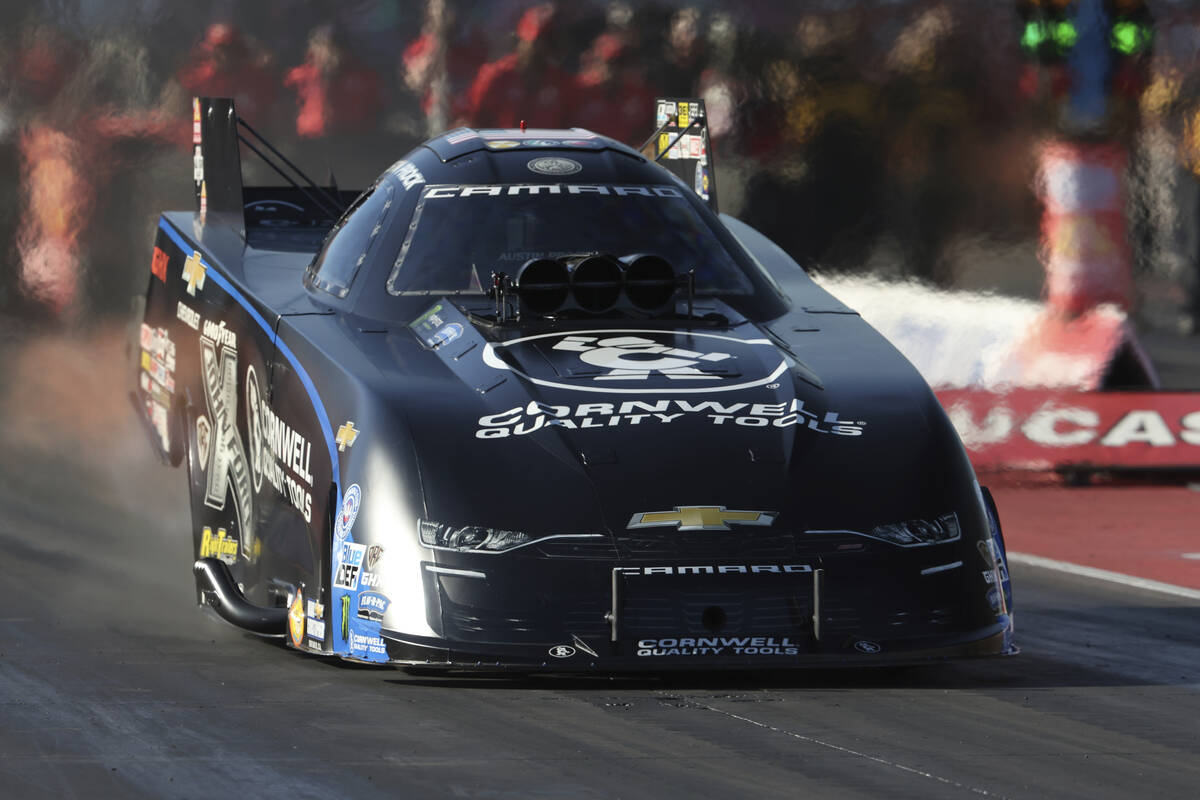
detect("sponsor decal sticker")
[551,334,733,381]
[527,156,582,176]
[334,542,366,590]
[176,300,200,330]
[195,414,211,468]
[485,140,520,149]
[480,329,790,397]
[139,325,177,454]
[350,631,388,658]
[336,422,359,452]
[288,590,305,648]
[389,159,425,190]
[151,246,169,282]
[356,591,389,622]
[429,323,462,349]
[182,251,207,295]
[854,640,882,654]
[365,544,384,570]
[359,570,381,588]
[334,483,361,543]
[246,365,314,522]
[199,526,238,565]
[199,329,255,560]
[548,645,576,658]
[656,100,675,127]
[410,303,465,349]
[636,637,798,657]
[475,397,866,439]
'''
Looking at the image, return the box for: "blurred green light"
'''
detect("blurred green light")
[1111,21,1150,56]
[1021,20,1048,51]
[1052,20,1078,50]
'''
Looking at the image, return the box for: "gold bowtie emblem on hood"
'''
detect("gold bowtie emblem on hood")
[627,506,777,531]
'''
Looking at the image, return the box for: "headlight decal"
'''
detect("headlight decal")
[808,512,962,548]
[418,518,603,554]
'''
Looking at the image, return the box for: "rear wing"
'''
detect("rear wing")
[640,97,718,214]
[192,97,358,246]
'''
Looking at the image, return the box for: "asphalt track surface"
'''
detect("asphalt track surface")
[2,327,1200,799]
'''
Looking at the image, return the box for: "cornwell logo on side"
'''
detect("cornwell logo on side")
[246,365,314,523]
[636,637,799,657]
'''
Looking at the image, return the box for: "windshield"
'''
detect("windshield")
[385,183,754,296]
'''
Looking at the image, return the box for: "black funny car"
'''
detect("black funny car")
[131,97,1014,669]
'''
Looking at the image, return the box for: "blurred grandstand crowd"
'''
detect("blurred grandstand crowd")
[2,0,1200,331]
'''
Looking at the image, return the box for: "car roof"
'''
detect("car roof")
[397,127,673,188]
[423,126,646,162]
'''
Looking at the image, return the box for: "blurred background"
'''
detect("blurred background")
[0,0,1196,341]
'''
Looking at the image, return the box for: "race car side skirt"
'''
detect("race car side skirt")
[194,557,287,636]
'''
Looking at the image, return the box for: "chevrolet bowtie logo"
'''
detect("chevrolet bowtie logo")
[627,506,777,531]
[336,421,359,452]
[182,250,207,296]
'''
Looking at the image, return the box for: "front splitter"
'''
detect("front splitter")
[378,623,1015,672]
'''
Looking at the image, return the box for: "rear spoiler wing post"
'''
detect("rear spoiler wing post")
[640,97,718,214]
[193,97,245,237]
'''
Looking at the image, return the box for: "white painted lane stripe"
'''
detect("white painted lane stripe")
[698,704,1005,798]
[1007,552,1200,601]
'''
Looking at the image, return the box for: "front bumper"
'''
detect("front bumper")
[372,540,1015,670]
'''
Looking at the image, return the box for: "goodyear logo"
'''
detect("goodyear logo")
[627,506,776,531]
[200,527,238,565]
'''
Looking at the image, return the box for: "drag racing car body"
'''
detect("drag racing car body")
[131,97,1014,669]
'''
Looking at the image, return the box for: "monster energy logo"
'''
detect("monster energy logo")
[200,336,255,560]
[341,595,350,641]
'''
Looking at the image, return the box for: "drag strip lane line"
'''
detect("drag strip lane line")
[1008,552,1200,601]
[693,703,1006,798]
